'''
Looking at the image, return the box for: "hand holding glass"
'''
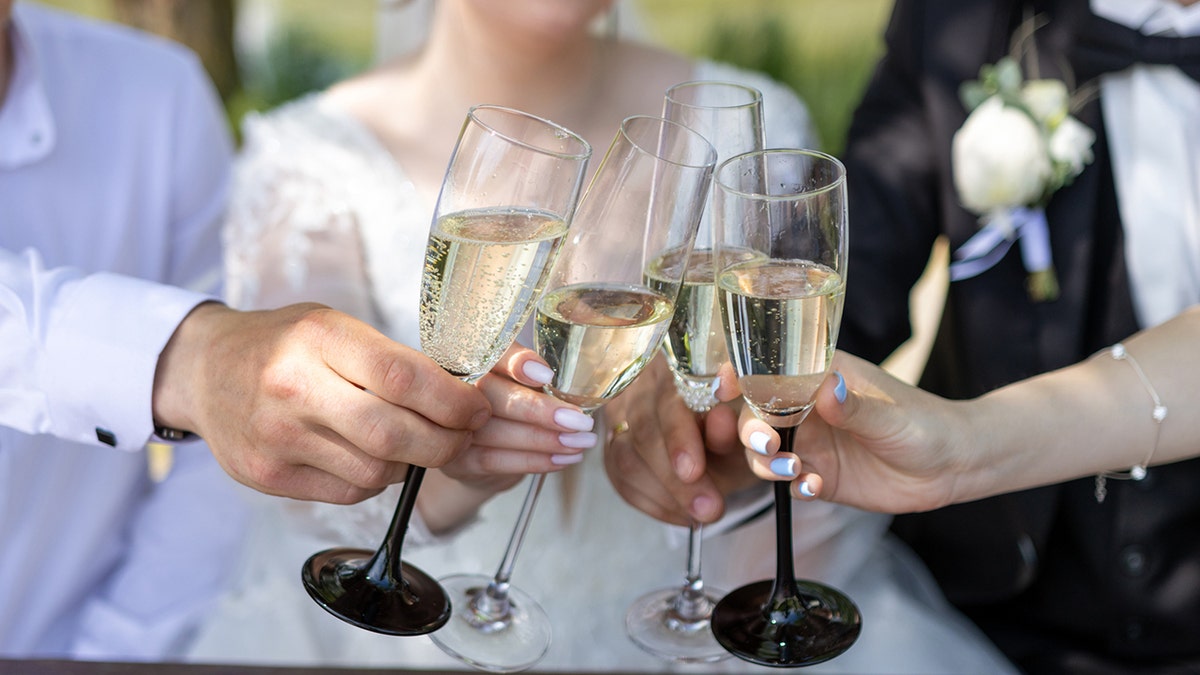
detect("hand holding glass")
[301,105,590,637]
[624,80,765,664]
[709,149,861,667]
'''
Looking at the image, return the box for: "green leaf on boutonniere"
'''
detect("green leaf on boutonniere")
[1026,267,1060,302]
[960,81,990,111]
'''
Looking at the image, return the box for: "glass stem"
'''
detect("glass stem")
[474,471,548,618]
[672,521,710,621]
[364,463,425,591]
[768,425,801,607]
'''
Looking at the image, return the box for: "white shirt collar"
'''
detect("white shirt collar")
[0,5,56,169]
[1092,0,1200,38]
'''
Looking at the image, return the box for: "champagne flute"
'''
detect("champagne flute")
[301,105,591,637]
[709,149,861,666]
[624,80,764,664]
[430,115,716,672]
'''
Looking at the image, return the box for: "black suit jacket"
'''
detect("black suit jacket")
[839,1,1200,672]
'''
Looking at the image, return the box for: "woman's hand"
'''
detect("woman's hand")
[602,355,750,527]
[417,343,597,533]
[738,351,969,514]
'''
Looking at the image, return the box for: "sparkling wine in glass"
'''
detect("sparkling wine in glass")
[624,80,765,664]
[301,105,590,637]
[709,149,861,667]
[429,115,716,673]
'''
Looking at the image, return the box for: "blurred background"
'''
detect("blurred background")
[37,0,894,155]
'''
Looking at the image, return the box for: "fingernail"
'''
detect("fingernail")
[771,457,798,478]
[551,453,584,465]
[674,452,696,481]
[554,408,594,432]
[799,481,816,497]
[834,371,847,404]
[523,360,555,385]
[469,410,490,430]
[749,431,771,455]
[559,431,598,449]
[691,494,718,520]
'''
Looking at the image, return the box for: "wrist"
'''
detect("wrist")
[151,301,228,436]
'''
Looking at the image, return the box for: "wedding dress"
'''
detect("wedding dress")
[187,60,1018,674]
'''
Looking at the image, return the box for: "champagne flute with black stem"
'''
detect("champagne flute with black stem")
[429,115,716,672]
[709,148,861,667]
[300,104,591,637]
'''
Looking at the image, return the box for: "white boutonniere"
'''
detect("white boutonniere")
[949,56,1096,302]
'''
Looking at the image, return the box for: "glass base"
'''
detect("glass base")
[429,573,552,673]
[625,585,729,663]
[711,578,861,667]
[301,547,450,636]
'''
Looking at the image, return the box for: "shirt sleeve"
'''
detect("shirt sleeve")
[0,246,213,450]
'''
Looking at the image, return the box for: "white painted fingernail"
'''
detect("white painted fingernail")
[523,360,554,385]
[551,453,584,465]
[559,431,598,449]
[770,457,798,478]
[554,408,594,431]
[799,481,816,497]
[749,431,771,455]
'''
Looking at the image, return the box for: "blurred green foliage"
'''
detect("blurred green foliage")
[39,0,892,154]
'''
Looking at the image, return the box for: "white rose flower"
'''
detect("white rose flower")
[1020,79,1069,127]
[952,96,1051,214]
[1048,115,1096,175]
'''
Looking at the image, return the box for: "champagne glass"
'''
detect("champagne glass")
[624,80,764,664]
[430,115,716,672]
[301,105,591,637]
[709,149,861,666]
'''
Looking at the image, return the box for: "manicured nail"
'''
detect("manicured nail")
[523,360,555,385]
[833,371,847,404]
[799,481,816,497]
[554,408,594,432]
[749,431,771,455]
[559,431,598,449]
[770,457,798,478]
[551,453,584,465]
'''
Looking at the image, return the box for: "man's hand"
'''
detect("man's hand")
[153,302,491,504]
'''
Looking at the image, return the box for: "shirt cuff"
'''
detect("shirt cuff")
[44,271,214,451]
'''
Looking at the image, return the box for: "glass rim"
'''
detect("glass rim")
[663,80,764,112]
[618,114,718,170]
[715,148,846,200]
[467,103,592,161]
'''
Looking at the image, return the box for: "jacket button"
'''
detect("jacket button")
[1119,545,1147,577]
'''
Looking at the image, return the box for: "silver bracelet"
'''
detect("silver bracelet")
[1094,342,1168,503]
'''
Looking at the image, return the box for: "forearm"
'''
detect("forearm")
[967,306,1200,501]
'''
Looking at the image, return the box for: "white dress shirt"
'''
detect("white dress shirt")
[1093,0,1200,328]
[0,2,246,658]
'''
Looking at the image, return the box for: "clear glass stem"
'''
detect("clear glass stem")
[472,471,548,621]
[670,521,712,623]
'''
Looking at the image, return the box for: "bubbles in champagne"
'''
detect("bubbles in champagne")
[535,283,673,411]
[420,208,567,379]
[717,259,844,427]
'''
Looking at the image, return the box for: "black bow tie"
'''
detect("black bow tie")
[1073,13,1200,84]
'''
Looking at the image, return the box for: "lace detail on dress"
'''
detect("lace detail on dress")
[222,94,429,348]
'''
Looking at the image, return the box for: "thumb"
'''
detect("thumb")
[813,351,903,443]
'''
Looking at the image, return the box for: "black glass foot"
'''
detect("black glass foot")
[302,547,450,636]
[711,578,861,667]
